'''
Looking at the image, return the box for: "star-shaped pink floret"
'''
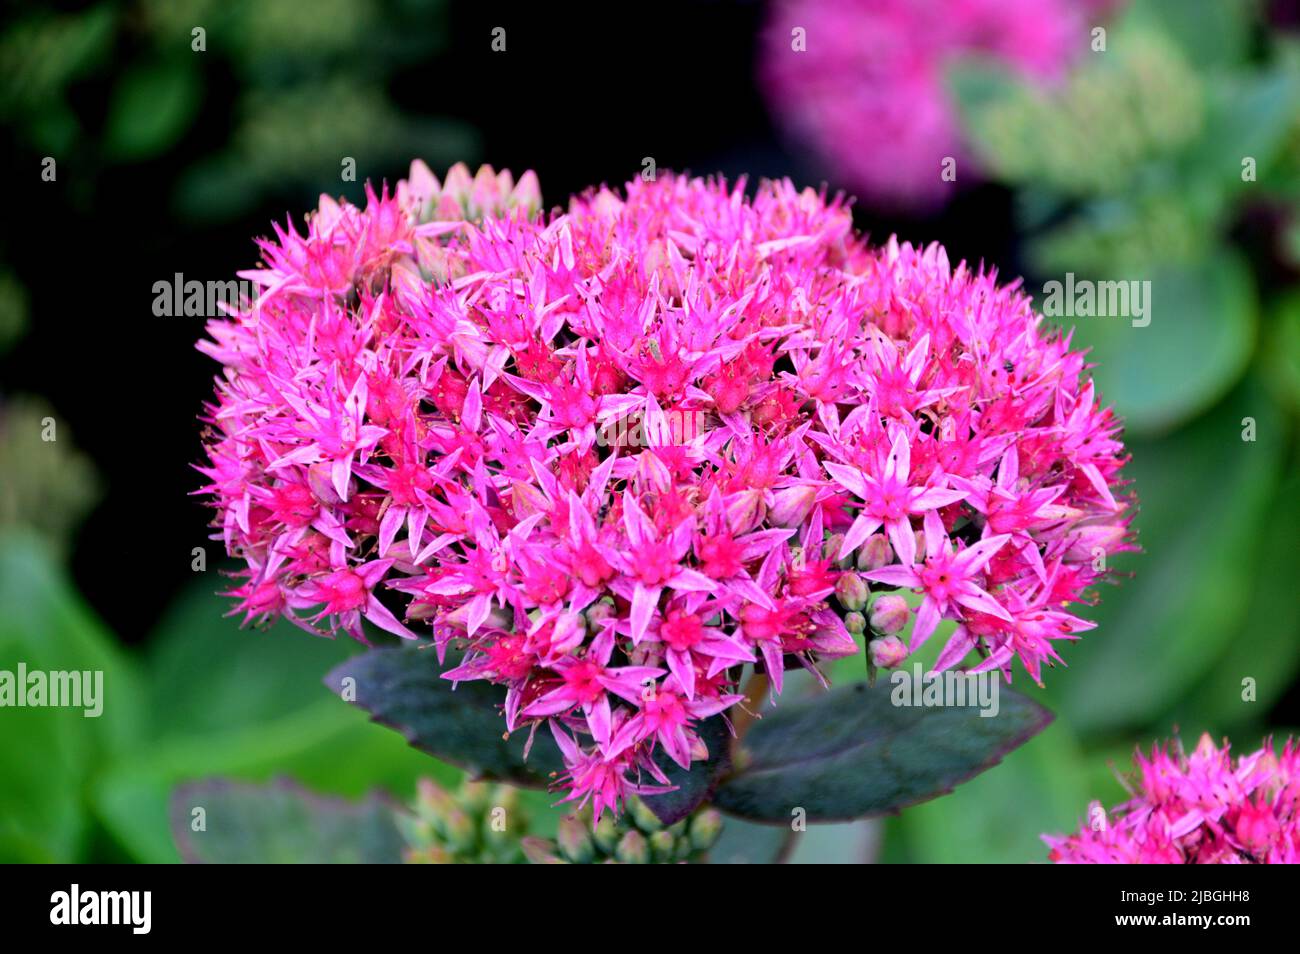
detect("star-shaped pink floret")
[864,511,1012,650]
[520,627,663,748]
[825,425,967,565]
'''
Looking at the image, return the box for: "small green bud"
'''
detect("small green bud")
[440,806,476,851]
[592,812,620,854]
[615,829,650,865]
[835,572,869,612]
[856,533,893,571]
[521,837,568,864]
[844,611,867,635]
[869,594,910,635]
[649,829,677,863]
[688,808,724,852]
[628,796,664,833]
[868,634,909,669]
[824,532,850,568]
[414,777,456,819]
[585,598,616,627]
[556,814,596,864]
[459,780,491,812]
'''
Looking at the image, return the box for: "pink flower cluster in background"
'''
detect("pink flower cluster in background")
[1047,735,1300,863]
[760,0,1108,209]
[197,162,1132,817]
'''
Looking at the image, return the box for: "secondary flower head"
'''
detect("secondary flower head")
[760,0,1110,209]
[197,160,1132,820]
[1046,735,1300,864]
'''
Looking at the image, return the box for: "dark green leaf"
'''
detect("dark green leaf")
[326,645,564,786]
[712,679,1052,823]
[707,817,795,864]
[641,716,730,826]
[170,778,403,863]
[889,721,1090,863]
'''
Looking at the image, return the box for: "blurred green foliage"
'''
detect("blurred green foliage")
[0,398,100,559]
[0,533,461,861]
[0,0,478,218]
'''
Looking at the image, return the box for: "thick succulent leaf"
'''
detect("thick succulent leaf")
[1049,250,1256,436]
[712,680,1052,823]
[889,721,1091,863]
[708,817,795,864]
[326,645,564,786]
[170,778,403,863]
[641,716,731,826]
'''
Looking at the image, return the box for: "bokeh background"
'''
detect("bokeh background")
[1,0,1297,862]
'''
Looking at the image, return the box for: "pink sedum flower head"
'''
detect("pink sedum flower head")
[197,161,1133,819]
[760,0,1110,209]
[1047,735,1300,864]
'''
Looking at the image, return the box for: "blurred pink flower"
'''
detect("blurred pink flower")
[1047,735,1300,864]
[760,0,1110,209]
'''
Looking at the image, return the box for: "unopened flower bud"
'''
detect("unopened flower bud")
[307,460,345,504]
[585,598,616,628]
[471,164,504,218]
[822,532,845,566]
[521,837,567,864]
[592,813,620,854]
[844,611,866,635]
[648,829,677,863]
[405,599,438,621]
[856,533,893,571]
[414,777,455,818]
[458,779,491,811]
[769,485,819,528]
[688,808,724,852]
[869,594,910,634]
[868,635,909,669]
[556,814,596,864]
[511,170,542,217]
[550,610,586,654]
[835,572,869,612]
[440,162,473,213]
[615,829,650,865]
[439,806,475,851]
[628,797,663,833]
[726,488,767,535]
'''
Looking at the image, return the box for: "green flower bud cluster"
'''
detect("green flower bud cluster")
[522,797,724,864]
[965,30,1202,198]
[402,777,529,864]
[406,161,542,225]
